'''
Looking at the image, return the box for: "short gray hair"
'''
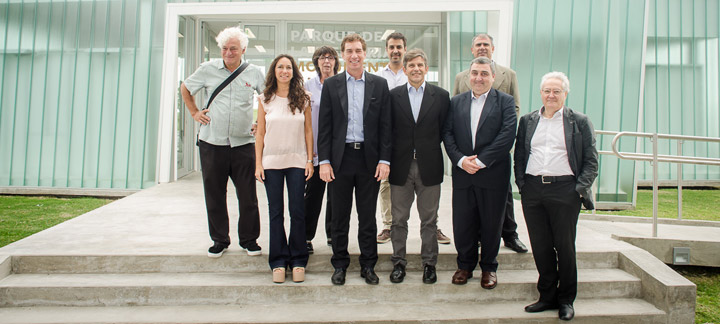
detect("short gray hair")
[540,71,570,93]
[470,56,494,75]
[471,33,494,47]
[215,26,249,50]
[403,48,428,68]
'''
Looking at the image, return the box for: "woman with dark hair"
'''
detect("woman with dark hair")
[255,54,313,283]
[303,46,339,254]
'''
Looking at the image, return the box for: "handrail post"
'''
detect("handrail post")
[652,133,658,238]
[677,140,683,220]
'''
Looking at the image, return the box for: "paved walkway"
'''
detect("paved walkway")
[2,172,719,262]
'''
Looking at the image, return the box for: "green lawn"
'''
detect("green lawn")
[672,266,720,324]
[585,188,720,222]
[0,195,113,247]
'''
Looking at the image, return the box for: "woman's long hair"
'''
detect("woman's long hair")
[263,54,309,114]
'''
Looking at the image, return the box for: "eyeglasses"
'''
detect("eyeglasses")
[542,89,564,96]
[319,56,335,61]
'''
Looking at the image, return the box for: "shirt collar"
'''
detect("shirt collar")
[471,89,490,100]
[539,106,565,119]
[346,71,366,82]
[383,64,404,76]
[407,81,426,93]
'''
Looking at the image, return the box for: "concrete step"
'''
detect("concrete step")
[0,298,665,324]
[9,251,618,274]
[0,268,640,307]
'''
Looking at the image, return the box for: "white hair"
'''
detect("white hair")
[215,26,249,50]
[540,71,570,93]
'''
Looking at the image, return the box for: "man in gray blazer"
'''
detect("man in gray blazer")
[453,33,527,254]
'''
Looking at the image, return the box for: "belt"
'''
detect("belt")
[346,142,363,149]
[526,174,575,184]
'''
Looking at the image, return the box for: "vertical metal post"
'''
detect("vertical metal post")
[677,140,683,220]
[652,133,659,237]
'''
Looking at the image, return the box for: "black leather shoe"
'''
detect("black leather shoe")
[524,300,559,313]
[559,304,574,321]
[331,268,346,285]
[389,264,406,283]
[306,241,314,254]
[422,265,437,284]
[504,238,528,253]
[360,267,379,285]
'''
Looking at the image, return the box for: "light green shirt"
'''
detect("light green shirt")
[183,59,265,147]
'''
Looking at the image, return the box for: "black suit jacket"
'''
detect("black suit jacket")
[389,83,450,187]
[513,107,599,209]
[317,71,392,173]
[442,88,517,190]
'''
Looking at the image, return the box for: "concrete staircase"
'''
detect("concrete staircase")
[0,249,690,324]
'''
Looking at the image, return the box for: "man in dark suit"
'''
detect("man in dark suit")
[387,49,449,284]
[443,56,517,288]
[318,33,392,286]
[453,33,527,254]
[514,72,598,321]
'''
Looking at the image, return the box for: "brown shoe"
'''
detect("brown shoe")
[376,229,391,243]
[451,269,473,285]
[436,229,451,244]
[481,271,497,289]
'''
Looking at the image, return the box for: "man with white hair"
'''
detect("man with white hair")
[180,26,266,258]
[514,71,598,321]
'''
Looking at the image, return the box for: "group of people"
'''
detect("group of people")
[180,26,598,321]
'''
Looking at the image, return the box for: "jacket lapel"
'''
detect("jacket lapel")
[415,84,434,124]
[396,85,415,123]
[337,72,348,119]
[476,89,496,133]
[463,92,474,143]
[563,107,577,171]
[493,65,506,91]
[525,111,540,152]
[363,72,374,117]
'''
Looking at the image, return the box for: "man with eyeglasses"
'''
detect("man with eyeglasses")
[180,26,265,258]
[514,72,598,321]
[304,46,340,254]
[453,33,528,254]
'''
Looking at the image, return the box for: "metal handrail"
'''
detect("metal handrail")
[595,130,720,237]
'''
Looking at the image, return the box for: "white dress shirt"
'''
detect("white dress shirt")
[376,64,408,90]
[526,107,574,176]
[457,90,489,169]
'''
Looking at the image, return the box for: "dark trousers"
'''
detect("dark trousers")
[329,147,379,270]
[304,165,332,241]
[264,168,309,269]
[521,176,581,305]
[198,141,260,248]
[452,185,507,272]
[502,189,519,240]
[481,189,519,242]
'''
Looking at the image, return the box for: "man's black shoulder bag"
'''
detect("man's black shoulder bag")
[196,61,250,146]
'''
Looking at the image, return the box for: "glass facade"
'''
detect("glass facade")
[642,0,720,183]
[513,0,648,204]
[1,0,718,204]
[0,0,165,189]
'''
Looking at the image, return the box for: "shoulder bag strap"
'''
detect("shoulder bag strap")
[196,61,250,146]
[205,61,250,109]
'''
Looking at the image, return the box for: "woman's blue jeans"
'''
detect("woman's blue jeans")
[263,168,309,269]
